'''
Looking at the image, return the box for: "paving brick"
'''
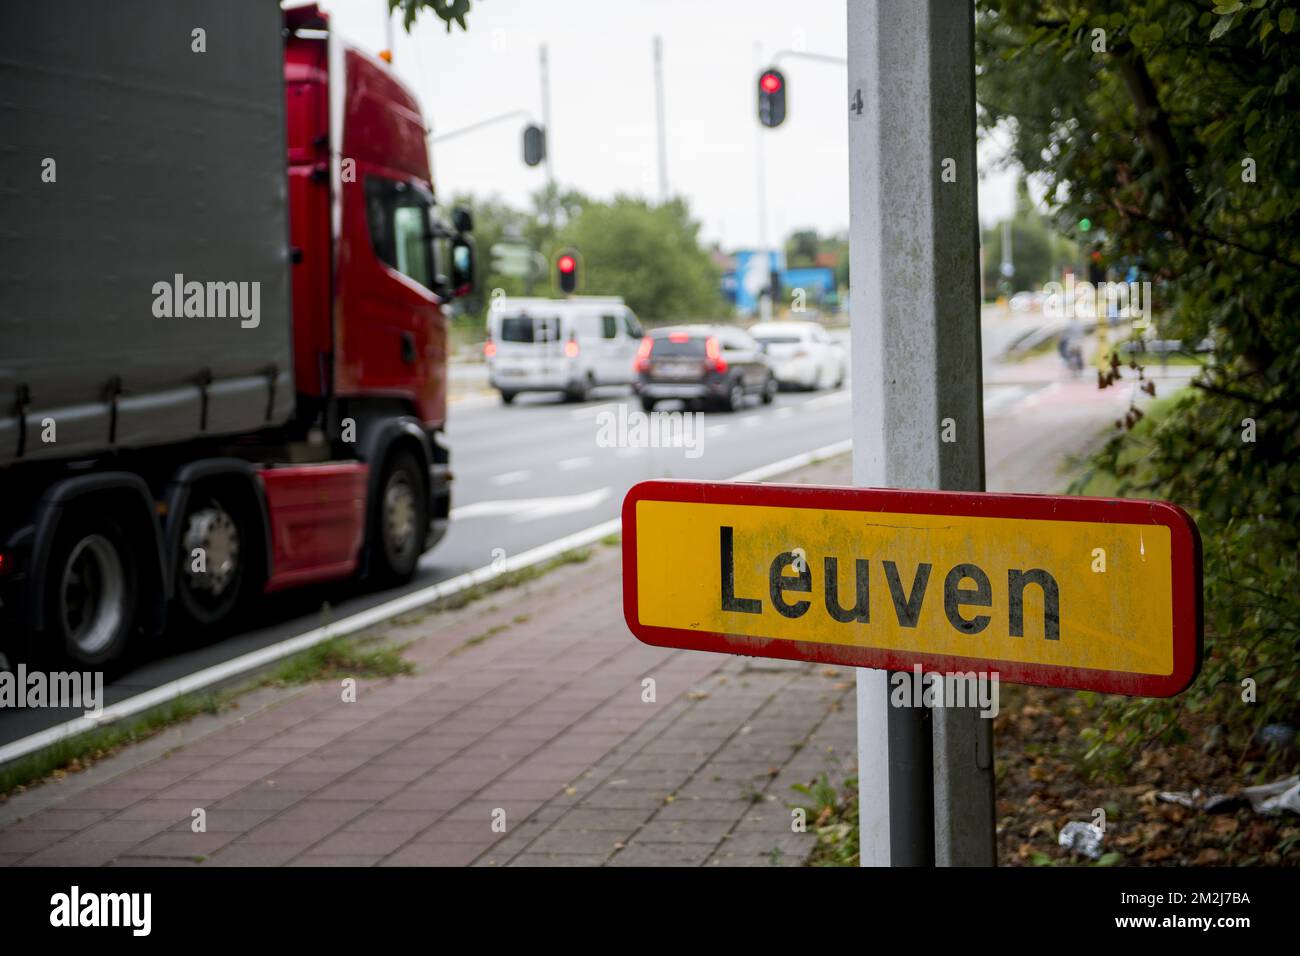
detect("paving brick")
[527,827,633,855]
[18,841,139,867]
[607,842,717,867]
[344,810,438,835]
[204,842,303,866]
[129,830,237,858]
[380,842,484,866]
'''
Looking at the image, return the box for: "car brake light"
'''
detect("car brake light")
[634,336,653,372]
[669,331,690,343]
[705,336,727,373]
[565,336,579,358]
[484,340,497,358]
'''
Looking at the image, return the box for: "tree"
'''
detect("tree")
[444,193,533,319]
[982,216,1058,292]
[389,0,473,32]
[558,196,724,322]
[978,1,1300,740]
[783,228,850,292]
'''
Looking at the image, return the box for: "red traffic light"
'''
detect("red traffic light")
[556,248,579,293]
[757,66,786,128]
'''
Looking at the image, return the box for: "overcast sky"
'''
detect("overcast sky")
[321,0,1020,249]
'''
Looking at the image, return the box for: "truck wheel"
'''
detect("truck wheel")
[641,396,657,413]
[173,491,255,634]
[370,448,427,585]
[761,374,778,404]
[42,508,138,667]
[500,390,517,404]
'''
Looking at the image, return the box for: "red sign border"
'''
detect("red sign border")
[621,480,1202,698]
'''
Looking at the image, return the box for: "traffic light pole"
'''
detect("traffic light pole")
[847,0,996,866]
[540,44,555,190]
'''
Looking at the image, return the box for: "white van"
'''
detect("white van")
[485,296,645,403]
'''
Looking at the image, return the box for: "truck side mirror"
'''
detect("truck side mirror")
[451,237,476,297]
[452,206,473,234]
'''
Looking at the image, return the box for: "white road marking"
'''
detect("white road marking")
[801,389,851,410]
[490,469,531,486]
[706,424,728,436]
[557,456,593,471]
[570,401,620,421]
[451,488,611,523]
[616,446,645,458]
[775,407,794,419]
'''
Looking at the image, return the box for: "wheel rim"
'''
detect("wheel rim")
[182,504,240,599]
[60,534,125,656]
[384,472,418,558]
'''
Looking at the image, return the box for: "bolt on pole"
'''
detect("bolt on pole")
[847,0,996,867]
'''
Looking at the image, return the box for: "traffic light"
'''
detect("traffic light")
[556,249,579,294]
[523,124,546,167]
[757,67,786,128]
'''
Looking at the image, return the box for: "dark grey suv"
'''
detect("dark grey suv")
[634,325,778,412]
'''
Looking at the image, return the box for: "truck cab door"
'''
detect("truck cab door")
[335,175,445,425]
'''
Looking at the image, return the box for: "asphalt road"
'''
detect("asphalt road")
[0,312,1129,748]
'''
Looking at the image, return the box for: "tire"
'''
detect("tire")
[41,507,138,667]
[369,448,428,586]
[725,379,746,412]
[499,390,517,404]
[761,374,777,404]
[565,373,593,403]
[641,396,657,413]
[171,486,258,635]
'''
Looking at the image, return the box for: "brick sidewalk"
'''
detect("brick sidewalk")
[0,458,858,867]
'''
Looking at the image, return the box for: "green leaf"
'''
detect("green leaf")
[1210,13,1237,40]
[1280,8,1297,33]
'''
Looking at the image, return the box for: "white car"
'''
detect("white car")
[749,321,846,391]
[485,296,644,403]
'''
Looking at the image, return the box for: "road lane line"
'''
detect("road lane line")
[451,488,610,521]
[558,456,593,470]
[489,469,531,486]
